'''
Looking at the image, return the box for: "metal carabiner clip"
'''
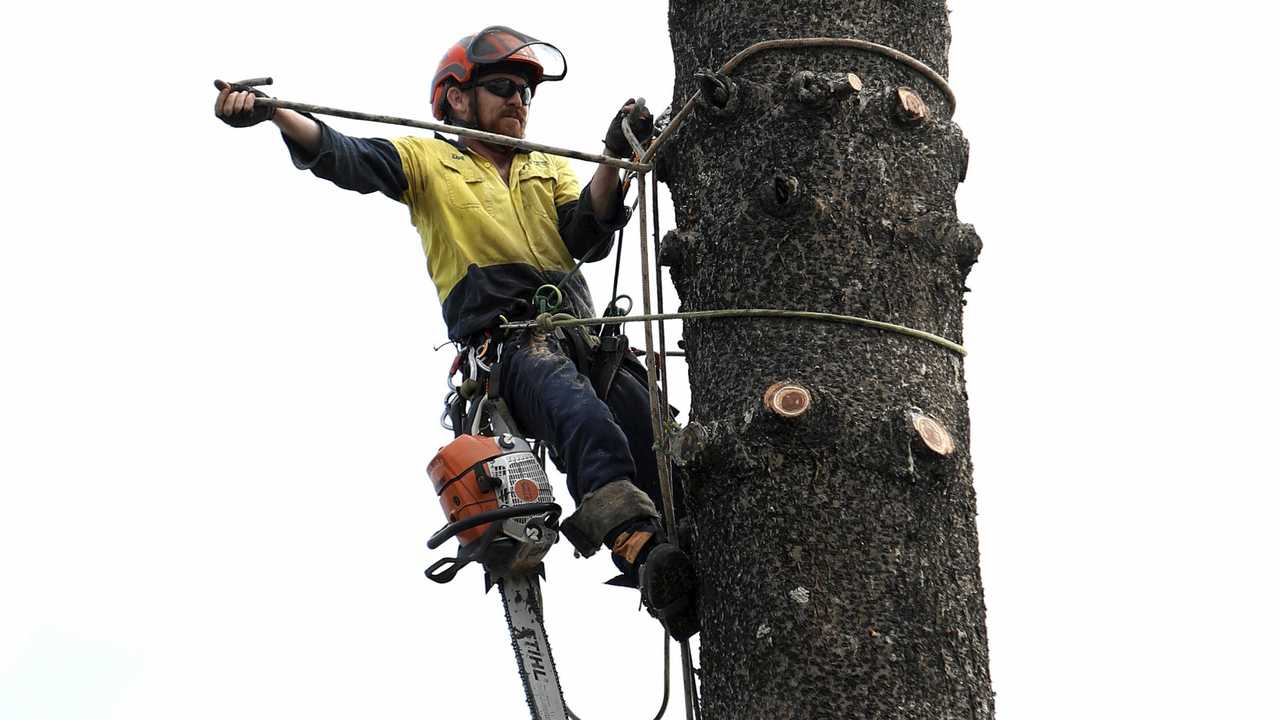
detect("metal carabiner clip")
[446,350,465,392]
[440,390,459,432]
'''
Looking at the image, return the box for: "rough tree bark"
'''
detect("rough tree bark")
[661,2,992,718]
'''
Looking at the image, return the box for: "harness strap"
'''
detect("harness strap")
[487,348,505,401]
[590,333,629,401]
[556,325,594,380]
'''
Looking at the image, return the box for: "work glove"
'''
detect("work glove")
[603,99,654,158]
[213,79,276,128]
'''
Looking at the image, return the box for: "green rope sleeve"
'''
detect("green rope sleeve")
[502,309,966,357]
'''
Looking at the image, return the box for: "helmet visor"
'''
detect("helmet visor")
[466,26,567,83]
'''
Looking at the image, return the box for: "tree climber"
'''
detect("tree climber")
[213,25,698,640]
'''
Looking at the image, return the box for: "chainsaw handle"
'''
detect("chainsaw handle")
[426,502,561,550]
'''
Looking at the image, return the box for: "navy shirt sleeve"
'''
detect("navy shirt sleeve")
[557,180,628,261]
[281,116,409,201]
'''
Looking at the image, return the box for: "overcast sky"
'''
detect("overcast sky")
[3,2,1278,718]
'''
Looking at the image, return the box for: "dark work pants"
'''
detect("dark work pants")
[497,331,662,520]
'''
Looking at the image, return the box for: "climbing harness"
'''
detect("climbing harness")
[230,33,962,720]
[525,283,646,403]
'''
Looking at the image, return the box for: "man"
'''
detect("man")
[213,26,697,639]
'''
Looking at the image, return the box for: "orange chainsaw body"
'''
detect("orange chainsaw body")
[428,434,504,545]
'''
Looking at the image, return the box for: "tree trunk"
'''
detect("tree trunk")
[662,2,992,718]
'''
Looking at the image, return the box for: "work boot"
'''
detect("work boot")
[607,523,700,641]
[638,543,700,641]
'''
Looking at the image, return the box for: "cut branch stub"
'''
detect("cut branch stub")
[694,70,740,119]
[764,382,812,418]
[910,412,955,457]
[895,86,931,126]
[955,223,983,281]
[787,70,861,111]
[672,422,709,467]
[658,229,689,270]
[655,145,676,184]
[787,70,822,106]
[758,173,803,218]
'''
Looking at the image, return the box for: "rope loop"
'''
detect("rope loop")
[643,36,957,164]
[504,308,967,357]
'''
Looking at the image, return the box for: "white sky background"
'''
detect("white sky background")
[2,1,1278,718]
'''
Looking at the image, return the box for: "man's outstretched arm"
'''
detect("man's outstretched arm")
[273,109,322,154]
[213,80,407,200]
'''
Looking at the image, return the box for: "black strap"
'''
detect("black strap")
[558,326,593,379]
[590,334,629,401]
[487,351,505,401]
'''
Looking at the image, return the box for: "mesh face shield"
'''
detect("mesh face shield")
[465,26,567,84]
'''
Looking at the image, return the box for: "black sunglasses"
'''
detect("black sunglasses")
[469,78,534,105]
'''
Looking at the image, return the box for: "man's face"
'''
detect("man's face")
[452,71,532,138]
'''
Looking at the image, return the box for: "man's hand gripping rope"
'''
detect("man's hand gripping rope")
[213,78,276,128]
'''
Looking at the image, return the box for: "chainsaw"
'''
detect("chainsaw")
[425,400,570,720]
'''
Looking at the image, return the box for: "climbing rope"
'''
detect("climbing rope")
[724,38,954,107]
[644,37,955,164]
[504,309,966,357]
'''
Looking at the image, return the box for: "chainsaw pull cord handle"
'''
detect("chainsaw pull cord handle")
[425,556,467,584]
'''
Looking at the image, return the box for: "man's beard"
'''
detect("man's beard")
[487,112,525,138]
[476,113,524,153]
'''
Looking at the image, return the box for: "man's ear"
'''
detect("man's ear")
[446,85,470,120]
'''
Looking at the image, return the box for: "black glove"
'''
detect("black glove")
[603,99,654,157]
[215,82,276,128]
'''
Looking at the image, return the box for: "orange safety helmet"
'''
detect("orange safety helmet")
[431,25,568,121]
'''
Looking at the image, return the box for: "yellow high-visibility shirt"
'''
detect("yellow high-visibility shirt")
[286,124,622,340]
[391,137,579,303]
